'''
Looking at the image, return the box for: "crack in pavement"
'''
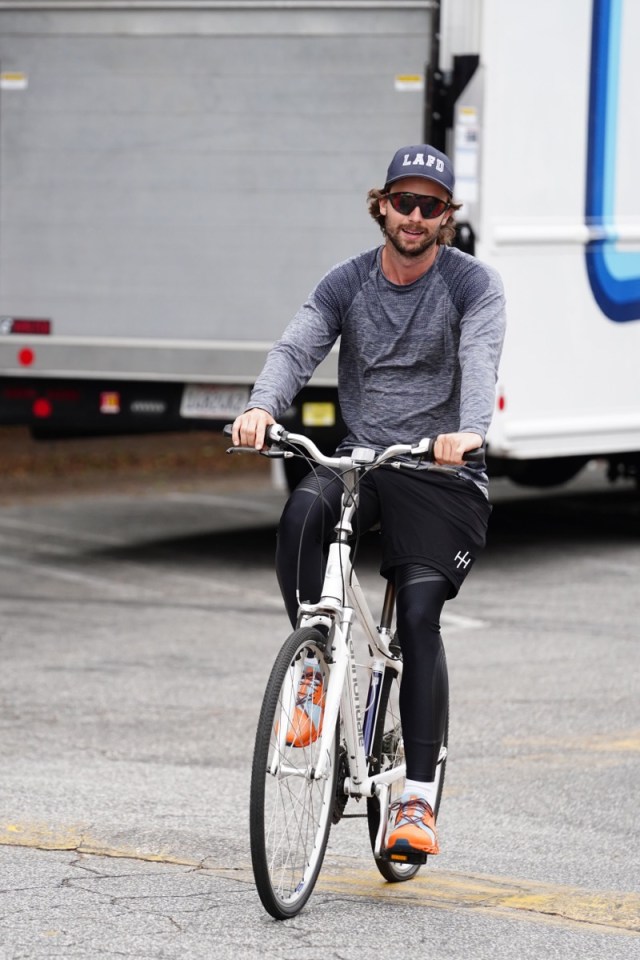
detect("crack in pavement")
[1,828,639,937]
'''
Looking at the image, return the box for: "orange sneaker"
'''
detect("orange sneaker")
[285,660,325,747]
[385,794,440,858]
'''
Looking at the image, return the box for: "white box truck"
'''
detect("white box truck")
[0,0,639,491]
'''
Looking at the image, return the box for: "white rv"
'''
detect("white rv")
[0,0,638,490]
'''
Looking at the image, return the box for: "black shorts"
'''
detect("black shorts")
[295,464,492,598]
[371,466,492,596]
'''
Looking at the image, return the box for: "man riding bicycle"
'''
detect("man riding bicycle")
[233,143,506,860]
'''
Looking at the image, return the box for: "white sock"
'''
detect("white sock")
[404,777,437,811]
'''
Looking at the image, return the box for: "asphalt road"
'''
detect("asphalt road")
[0,463,639,959]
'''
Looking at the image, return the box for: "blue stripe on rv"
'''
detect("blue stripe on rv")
[585,0,640,322]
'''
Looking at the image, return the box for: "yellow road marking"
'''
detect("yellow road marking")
[317,859,640,934]
[499,732,640,771]
[2,821,639,935]
[0,822,201,868]
[503,732,640,753]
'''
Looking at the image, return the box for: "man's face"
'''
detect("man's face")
[379,176,451,258]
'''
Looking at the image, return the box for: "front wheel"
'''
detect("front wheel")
[250,627,338,919]
[366,665,449,883]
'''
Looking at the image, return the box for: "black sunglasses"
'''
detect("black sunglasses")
[384,192,450,219]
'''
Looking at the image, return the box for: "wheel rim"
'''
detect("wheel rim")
[258,644,336,909]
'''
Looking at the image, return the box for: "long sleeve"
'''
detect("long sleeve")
[456,265,506,439]
[247,295,342,419]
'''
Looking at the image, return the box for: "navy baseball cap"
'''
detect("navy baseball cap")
[385,144,455,195]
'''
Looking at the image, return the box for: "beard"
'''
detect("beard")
[385,219,440,258]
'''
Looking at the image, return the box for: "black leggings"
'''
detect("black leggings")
[395,564,450,781]
[275,470,450,782]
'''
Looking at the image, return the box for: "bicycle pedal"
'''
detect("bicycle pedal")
[380,847,428,865]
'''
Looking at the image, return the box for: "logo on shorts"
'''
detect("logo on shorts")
[455,550,471,570]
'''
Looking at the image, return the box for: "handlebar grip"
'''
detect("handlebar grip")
[411,439,485,464]
[222,422,284,447]
[463,447,485,464]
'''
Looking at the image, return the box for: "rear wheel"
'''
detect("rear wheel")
[250,627,338,919]
[366,665,448,882]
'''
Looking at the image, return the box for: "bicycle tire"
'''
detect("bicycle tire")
[250,627,338,919]
[366,666,449,883]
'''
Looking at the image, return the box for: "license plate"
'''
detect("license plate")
[179,384,250,419]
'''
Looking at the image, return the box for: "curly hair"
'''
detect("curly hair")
[367,187,463,247]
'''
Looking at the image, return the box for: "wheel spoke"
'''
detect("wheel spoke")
[250,629,337,918]
[367,664,437,883]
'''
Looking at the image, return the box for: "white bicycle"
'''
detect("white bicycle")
[226,424,481,919]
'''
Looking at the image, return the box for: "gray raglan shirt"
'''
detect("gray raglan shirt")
[248,244,506,488]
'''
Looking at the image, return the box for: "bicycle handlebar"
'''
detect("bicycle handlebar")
[223,423,485,468]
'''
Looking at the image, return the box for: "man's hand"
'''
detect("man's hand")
[433,432,483,466]
[232,408,276,450]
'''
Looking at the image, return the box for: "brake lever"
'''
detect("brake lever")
[225,443,292,458]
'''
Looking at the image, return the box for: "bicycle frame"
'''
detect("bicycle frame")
[294,463,405,846]
[237,423,467,914]
[237,422,471,916]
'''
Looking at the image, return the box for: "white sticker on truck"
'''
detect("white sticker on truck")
[0,72,28,90]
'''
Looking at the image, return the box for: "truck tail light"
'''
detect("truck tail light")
[18,348,35,366]
[32,397,52,418]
